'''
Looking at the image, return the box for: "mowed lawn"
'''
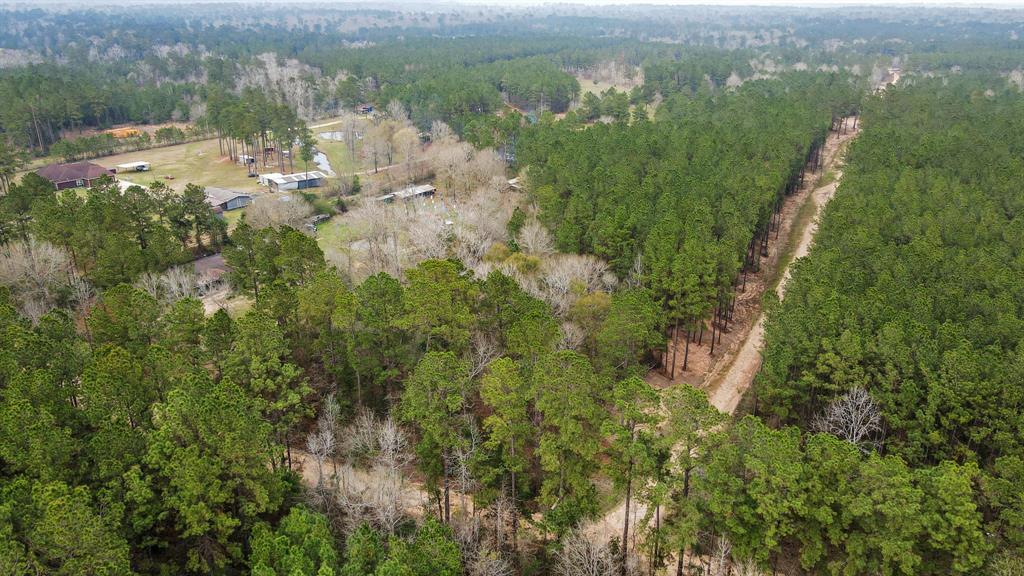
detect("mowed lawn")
[315,139,361,176]
[101,138,264,194]
[20,116,376,198]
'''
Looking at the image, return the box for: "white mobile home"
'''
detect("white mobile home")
[376,183,436,203]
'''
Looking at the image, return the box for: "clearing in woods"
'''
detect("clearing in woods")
[286,118,862,555]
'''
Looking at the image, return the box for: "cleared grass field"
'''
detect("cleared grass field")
[20,116,377,201]
[578,78,624,98]
[315,139,361,176]
[104,139,264,193]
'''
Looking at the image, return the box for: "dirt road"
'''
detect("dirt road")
[584,118,860,545]
[703,121,858,414]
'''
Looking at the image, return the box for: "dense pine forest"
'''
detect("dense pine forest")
[756,78,1024,568]
[0,3,1023,576]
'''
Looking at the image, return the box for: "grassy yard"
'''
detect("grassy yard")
[19,116,383,200]
[18,138,275,194]
[314,139,361,176]
[314,214,356,251]
[103,139,263,194]
[221,209,245,231]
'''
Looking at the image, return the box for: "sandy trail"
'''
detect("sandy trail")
[584,118,860,545]
[703,121,858,414]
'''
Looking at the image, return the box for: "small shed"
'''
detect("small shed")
[35,161,115,190]
[262,171,327,192]
[116,161,151,172]
[204,187,253,211]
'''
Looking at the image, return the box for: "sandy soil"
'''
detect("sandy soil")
[291,449,436,516]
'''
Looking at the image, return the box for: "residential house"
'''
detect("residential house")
[35,161,115,190]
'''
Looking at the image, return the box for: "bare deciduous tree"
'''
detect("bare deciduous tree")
[431,120,455,143]
[344,407,382,465]
[135,271,164,300]
[246,195,314,230]
[344,201,401,279]
[517,220,555,256]
[363,122,399,172]
[340,113,361,159]
[538,254,614,315]
[449,415,481,519]
[394,126,422,184]
[710,536,732,576]
[458,515,516,576]
[306,428,334,489]
[334,408,414,536]
[68,274,95,315]
[466,149,506,192]
[469,332,501,379]
[167,267,196,301]
[386,99,410,124]
[556,530,621,576]
[626,254,644,289]
[460,187,516,246]
[336,463,407,536]
[813,386,883,452]
[306,401,338,490]
[375,413,412,472]
[470,553,514,576]
[734,558,764,576]
[0,239,79,320]
[407,211,450,261]
[369,467,406,535]
[135,265,201,304]
[432,141,474,199]
[559,321,586,351]
[453,224,490,269]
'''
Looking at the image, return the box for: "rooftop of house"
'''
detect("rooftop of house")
[35,161,113,184]
[204,186,252,205]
